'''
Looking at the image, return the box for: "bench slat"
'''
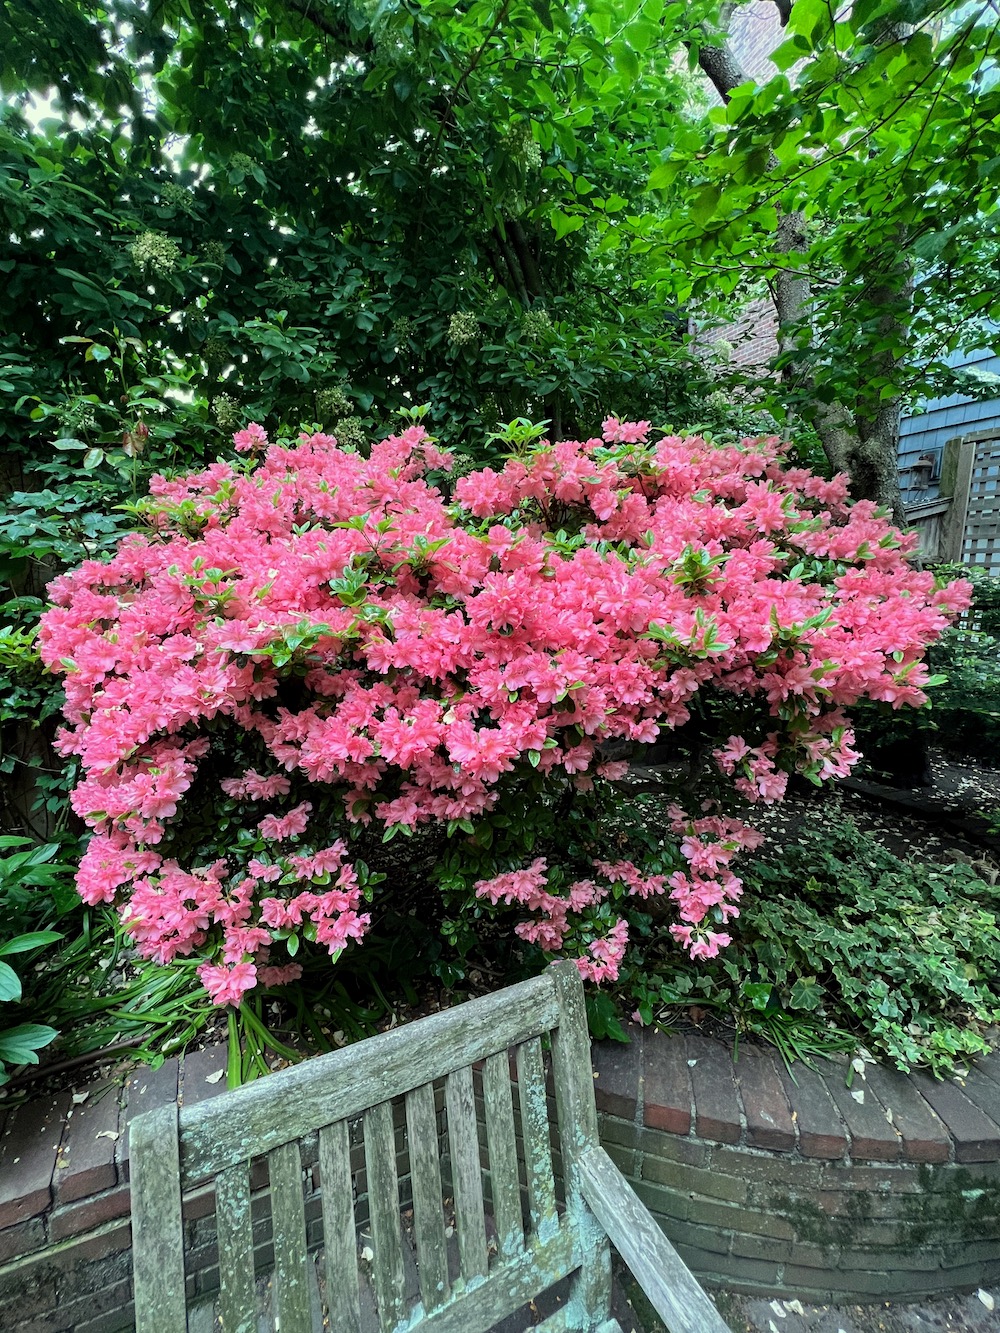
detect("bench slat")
[216,1163,255,1333]
[397,1220,579,1333]
[181,973,560,1186]
[550,960,613,1323]
[131,1103,189,1333]
[482,1051,524,1260]
[405,1082,450,1311]
[319,1120,362,1331]
[364,1100,407,1332]
[269,1141,312,1333]
[445,1066,489,1283]
[579,1146,731,1333]
[515,1038,558,1240]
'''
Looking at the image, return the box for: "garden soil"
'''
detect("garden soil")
[619,1278,1000,1333]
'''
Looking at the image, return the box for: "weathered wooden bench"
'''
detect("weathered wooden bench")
[130,960,730,1333]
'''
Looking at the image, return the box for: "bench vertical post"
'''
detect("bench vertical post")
[131,1103,189,1333]
[549,962,614,1327]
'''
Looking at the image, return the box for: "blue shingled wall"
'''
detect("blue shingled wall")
[899,346,1000,505]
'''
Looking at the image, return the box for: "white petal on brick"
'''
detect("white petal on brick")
[205,1069,225,1084]
[850,1088,865,1104]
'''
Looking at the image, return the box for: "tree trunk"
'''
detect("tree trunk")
[694,1,907,522]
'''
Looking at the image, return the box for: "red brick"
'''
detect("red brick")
[911,1072,1000,1163]
[733,1044,795,1152]
[0,1214,46,1263]
[686,1035,742,1145]
[182,1182,217,1222]
[0,1272,58,1318]
[642,1028,692,1135]
[49,1185,131,1242]
[64,1278,135,1333]
[180,1043,229,1107]
[819,1061,900,1162]
[862,1065,950,1163]
[1,1293,70,1332]
[54,1083,121,1204]
[591,1026,642,1121]
[777,1062,846,1159]
[117,1058,179,1181]
[0,1094,70,1228]
[57,1218,132,1264]
[948,1065,1000,1142]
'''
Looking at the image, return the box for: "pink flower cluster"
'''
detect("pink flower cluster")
[40,418,968,991]
[75,813,368,1006]
[473,858,634,982]
[473,807,764,978]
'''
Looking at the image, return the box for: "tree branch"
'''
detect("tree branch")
[689,0,907,518]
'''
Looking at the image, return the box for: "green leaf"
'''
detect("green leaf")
[648,160,677,191]
[0,931,62,956]
[690,184,722,225]
[0,1023,58,1066]
[0,961,21,1003]
[611,42,640,80]
[788,977,823,1011]
[742,981,774,1012]
[550,210,585,240]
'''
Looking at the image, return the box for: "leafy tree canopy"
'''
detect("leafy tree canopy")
[0,0,746,477]
[649,0,1000,512]
[1,0,998,507]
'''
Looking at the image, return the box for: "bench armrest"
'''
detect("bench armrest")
[578,1146,731,1333]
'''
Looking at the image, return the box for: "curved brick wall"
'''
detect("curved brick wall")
[592,1027,1000,1301]
[2,1029,1000,1329]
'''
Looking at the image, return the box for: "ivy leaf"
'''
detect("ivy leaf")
[788,977,823,1011]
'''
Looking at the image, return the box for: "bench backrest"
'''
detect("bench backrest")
[131,960,613,1333]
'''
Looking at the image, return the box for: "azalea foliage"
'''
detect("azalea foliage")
[39,420,968,1006]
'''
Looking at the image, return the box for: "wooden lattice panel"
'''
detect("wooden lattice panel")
[962,433,1000,572]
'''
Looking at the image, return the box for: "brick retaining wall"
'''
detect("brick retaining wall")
[3,1029,1000,1329]
[592,1028,1000,1300]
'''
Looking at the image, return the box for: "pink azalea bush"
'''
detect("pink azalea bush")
[39,418,969,1006]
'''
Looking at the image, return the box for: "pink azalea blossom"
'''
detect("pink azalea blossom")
[197,960,258,1007]
[233,423,269,453]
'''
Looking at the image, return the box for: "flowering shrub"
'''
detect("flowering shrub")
[39,419,969,1006]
